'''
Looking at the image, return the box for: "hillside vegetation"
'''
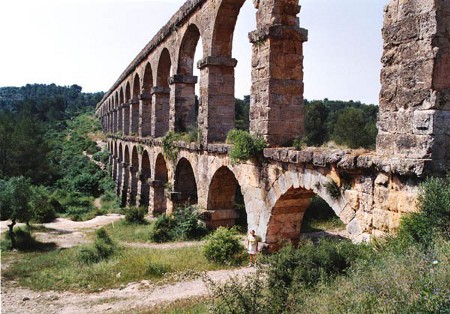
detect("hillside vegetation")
[0,84,118,247]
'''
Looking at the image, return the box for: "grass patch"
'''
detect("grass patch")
[126,298,210,314]
[101,219,153,243]
[2,245,241,292]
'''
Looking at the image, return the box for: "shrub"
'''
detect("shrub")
[149,214,176,243]
[124,207,147,224]
[148,206,207,243]
[264,238,368,311]
[92,151,109,163]
[77,228,117,264]
[396,174,450,248]
[226,129,266,163]
[172,207,207,241]
[146,261,172,278]
[30,186,56,223]
[204,227,244,265]
[162,131,180,160]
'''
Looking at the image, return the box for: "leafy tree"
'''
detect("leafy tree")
[303,101,329,146]
[0,177,33,248]
[331,107,376,149]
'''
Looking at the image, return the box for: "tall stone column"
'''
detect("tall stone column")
[122,104,130,136]
[116,160,123,196]
[150,180,167,214]
[168,75,198,133]
[151,87,170,138]
[198,56,237,144]
[377,0,450,173]
[129,98,139,136]
[111,156,118,181]
[117,108,123,134]
[139,90,152,137]
[119,162,129,207]
[249,0,307,146]
[136,173,150,209]
[127,165,138,206]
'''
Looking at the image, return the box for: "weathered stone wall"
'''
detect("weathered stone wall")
[108,137,422,248]
[377,0,450,174]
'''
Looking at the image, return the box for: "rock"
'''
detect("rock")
[22,297,30,301]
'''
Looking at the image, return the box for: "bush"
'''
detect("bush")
[124,207,147,224]
[146,261,172,278]
[30,186,56,223]
[264,238,368,311]
[396,174,450,248]
[226,130,266,163]
[149,214,176,243]
[92,151,109,163]
[148,206,207,243]
[77,228,117,264]
[204,227,244,265]
[172,207,207,241]
[162,131,180,160]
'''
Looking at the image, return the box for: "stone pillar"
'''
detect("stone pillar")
[377,0,450,173]
[139,90,152,137]
[129,98,139,136]
[249,0,307,146]
[119,162,129,207]
[197,56,237,144]
[137,174,150,210]
[127,165,138,206]
[116,160,123,196]
[122,104,130,136]
[117,108,123,134]
[168,75,198,133]
[150,180,167,214]
[151,87,170,138]
[111,156,118,181]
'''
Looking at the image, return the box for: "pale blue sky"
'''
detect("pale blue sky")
[0,0,385,104]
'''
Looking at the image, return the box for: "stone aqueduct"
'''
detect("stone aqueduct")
[96,0,450,248]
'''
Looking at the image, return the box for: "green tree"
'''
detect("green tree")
[0,177,33,248]
[304,101,329,146]
[331,107,375,148]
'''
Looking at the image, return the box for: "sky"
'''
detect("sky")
[0,0,385,105]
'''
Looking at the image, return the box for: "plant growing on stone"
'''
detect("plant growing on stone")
[162,131,180,161]
[226,129,266,163]
[324,180,341,199]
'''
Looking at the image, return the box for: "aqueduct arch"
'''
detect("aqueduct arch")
[97,0,450,249]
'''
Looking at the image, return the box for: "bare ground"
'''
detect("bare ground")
[0,215,254,313]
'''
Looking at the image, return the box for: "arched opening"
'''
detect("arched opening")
[207,166,247,230]
[266,186,346,248]
[140,150,151,208]
[173,158,198,207]
[114,92,119,133]
[176,24,202,133]
[128,146,139,205]
[141,62,153,137]
[123,82,131,135]
[118,88,124,133]
[130,74,140,135]
[154,154,168,214]
[154,48,172,137]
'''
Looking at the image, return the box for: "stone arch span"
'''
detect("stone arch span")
[174,157,198,207]
[141,62,153,137]
[173,23,202,133]
[154,48,172,137]
[206,166,247,229]
[261,168,363,249]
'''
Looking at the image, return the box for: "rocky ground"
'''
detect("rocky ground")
[0,215,254,314]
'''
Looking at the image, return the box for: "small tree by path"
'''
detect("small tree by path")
[0,176,33,248]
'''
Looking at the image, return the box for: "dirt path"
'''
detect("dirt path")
[0,214,124,248]
[1,265,254,314]
[1,215,255,313]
